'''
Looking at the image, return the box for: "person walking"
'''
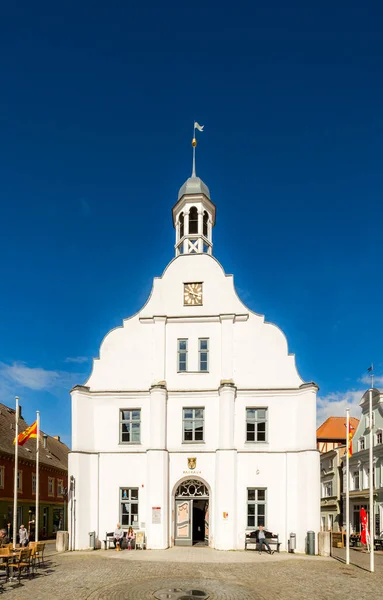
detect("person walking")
[19,524,29,547]
[257,525,274,555]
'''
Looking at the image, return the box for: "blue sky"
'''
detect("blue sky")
[1,1,382,446]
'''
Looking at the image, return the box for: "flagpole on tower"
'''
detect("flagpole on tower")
[13,397,19,549]
[191,121,204,178]
[192,122,197,177]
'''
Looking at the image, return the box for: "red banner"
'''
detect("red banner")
[360,507,369,545]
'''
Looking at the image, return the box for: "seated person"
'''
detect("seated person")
[113,523,124,548]
[257,525,274,555]
[0,528,9,546]
[126,526,135,549]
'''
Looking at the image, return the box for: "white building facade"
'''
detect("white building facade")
[69,165,320,552]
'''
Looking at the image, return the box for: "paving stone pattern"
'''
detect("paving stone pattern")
[2,549,383,600]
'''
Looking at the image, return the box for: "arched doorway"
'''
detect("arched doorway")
[174,479,209,546]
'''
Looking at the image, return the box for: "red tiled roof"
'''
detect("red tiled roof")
[0,403,69,471]
[317,416,359,440]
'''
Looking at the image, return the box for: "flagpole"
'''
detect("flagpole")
[12,397,19,549]
[192,122,196,177]
[36,411,40,543]
[346,408,350,565]
[369,384,374,572]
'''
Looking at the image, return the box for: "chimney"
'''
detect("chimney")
[43,434,47,449]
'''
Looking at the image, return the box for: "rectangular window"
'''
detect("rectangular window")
[57,479,64,496]
[199,338,209,372]
[120,488,139,527]
[353,470,360,491]
[0,466,4,489]
[246,408,267,442]
[178,339,188,372]
[17,471,22,491]
[247,488,266,528]
[32,473,36,494]
[323,482,333,497]
[359,437,365,451]
[120,409,141,444]
[48,477,55,496]
[377,432,382,445]
[183,408,204,442]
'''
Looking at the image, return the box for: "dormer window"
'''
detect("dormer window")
[189,206,198,234]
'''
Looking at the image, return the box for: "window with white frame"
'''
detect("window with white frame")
[32,473,36,494]
[120,409,141,444]
[183,408,204,442]
[17,470,22,491]
[177,339,188,372]
[120,488,139,527]
[0,466,4,489]
[352,469,360,491]
[57,479,64,496]
[246,408,267,442]
[322,482,333,497]
[377,431,382,445]
[48,477,55,496]
[247,488,266,528]
[198,338,209,371]
[359,437,365,451]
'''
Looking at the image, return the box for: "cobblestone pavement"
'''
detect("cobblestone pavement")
[2,548,383,600]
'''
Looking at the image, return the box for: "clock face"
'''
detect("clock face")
[184,282,203,306]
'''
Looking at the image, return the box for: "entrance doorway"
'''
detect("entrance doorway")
[174,479,209,546]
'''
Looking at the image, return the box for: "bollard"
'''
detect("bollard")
[89,531,96,550]
[289,532,296,553]
[307,531,315,555]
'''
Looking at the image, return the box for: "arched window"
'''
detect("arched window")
[203,211,208,237]
[189,206,198,234]
[179,212,184,238]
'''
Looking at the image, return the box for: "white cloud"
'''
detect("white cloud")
[0,362,60,390]
[359,374,383,387]
[0,361,85,397]
[316,389,364,426]
[65,356,89,364]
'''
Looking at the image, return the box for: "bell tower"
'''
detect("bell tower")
[172,126,216,256]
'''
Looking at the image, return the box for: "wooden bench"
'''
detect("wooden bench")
[103,531,145,550]
[245,532,281,553]
[103,532,118,550]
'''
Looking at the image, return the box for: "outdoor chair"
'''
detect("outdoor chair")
[0,547,11,584]
[8,548,32,583]
[32,542,45,568]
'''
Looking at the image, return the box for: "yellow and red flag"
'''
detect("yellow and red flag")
[14,421,38,446]
[348,422,354,457]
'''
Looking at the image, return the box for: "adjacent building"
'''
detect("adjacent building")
[69,157,320,552]
[343,388,383,536]
[317,416,359,453]
[0,403,69,539]
[318,417,359,532]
